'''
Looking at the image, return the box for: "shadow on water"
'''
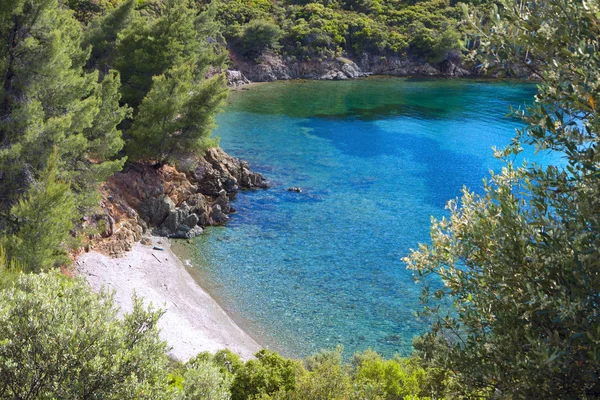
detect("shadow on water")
[298,118,488,208]
[228,77,537,122]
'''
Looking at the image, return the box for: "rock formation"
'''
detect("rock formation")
[87,148,269,256]
[225,51,473,84]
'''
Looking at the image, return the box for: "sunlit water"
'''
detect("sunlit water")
[175,77,560,359]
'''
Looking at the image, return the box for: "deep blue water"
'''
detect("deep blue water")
[179,77,560,359]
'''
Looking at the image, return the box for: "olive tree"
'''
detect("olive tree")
[405,1,600,398]
[0,271,170,398]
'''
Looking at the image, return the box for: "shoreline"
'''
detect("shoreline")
[76,236,262,361]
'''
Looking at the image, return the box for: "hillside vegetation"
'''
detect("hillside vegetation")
[0,0,599,398]
[212,0,477,64]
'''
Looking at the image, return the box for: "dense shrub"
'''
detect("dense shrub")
[0,271,169,398]
[212,0,472,62]
[230,349,301,400]
[231,19,283,60]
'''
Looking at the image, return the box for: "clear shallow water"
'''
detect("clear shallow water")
[179,77,560,359]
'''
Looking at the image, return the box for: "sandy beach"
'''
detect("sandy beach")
[76,237,261,361]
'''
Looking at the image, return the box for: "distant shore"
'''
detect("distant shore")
[76,236,261,361]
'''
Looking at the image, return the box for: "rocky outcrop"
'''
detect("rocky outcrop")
[192,147,269,195]
[87,149,269,256]
[226,70,251,87]
[229,51,474,83]
[358,52,471,77]
[231,52,370,82]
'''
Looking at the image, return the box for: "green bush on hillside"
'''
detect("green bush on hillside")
[212,0,471,63]
[230,349,300,400]
[231,19,284,60]
[0,271,169,398]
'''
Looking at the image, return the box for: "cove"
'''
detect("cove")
[178,77,561,359]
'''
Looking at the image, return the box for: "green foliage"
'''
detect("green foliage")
[0,271,170,398]
[353,350,429,399]
[213,348,245,375]
[293,347,353,400]
[0,0,127,215]
[66,0,120,23]
[84,0,135,74]
[0,245,23,290]
[213,0,469,62]
[103,0,230,165]
[216,347,444,400]
[114,0,227,109]
[405,1,600,398]
[2,151,77,272]
[231,19,283,60]
[127,64,226,163]
[174,358,233,400]
[231,349,300,400]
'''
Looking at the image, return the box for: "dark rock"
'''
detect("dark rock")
[186,193,211,216]
[288,187,302,193]
[210,204,229,224]
[185,226,203,238]
[198,211,211,226]
[138,196,175,226]
[94,146,270,254]
[185,213,199,227]
[160,208,191,234]
[193,147,269,195]
[171,225,191,238]
[153,246,164,251]
[234,53,369,82]
[214,189,231,213]
[226,70,251,86]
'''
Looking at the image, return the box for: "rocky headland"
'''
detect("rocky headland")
[86,147,269,257]
[76,147,269,360]
[226,51,471,85]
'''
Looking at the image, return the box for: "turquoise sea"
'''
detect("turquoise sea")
[180,77,560,359]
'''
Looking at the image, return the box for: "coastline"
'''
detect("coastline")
[76,236,261,361]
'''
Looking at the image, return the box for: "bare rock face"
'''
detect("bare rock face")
[357,53,473,77]
[231,52,370,82]
[193,147,270,196]
[226,70,251,86]
[231,51,475,82]
[88,148,269,256]
[138,196,175,226]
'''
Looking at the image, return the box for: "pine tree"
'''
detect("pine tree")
[2,150,77,272]
[115,0,227,110]
[127,64,227,163]
[84,0,135,75]
[0,0,128,220]
[112,0,229,163]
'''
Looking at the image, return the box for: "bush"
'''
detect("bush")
[293,347,353,400]
[230,349,301,400]
[353,350,429,399]
[175,358,233,400]
[233,19,283,59]
[0,271,169,398]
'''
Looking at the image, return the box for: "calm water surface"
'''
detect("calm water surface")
[178,77,559,358]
